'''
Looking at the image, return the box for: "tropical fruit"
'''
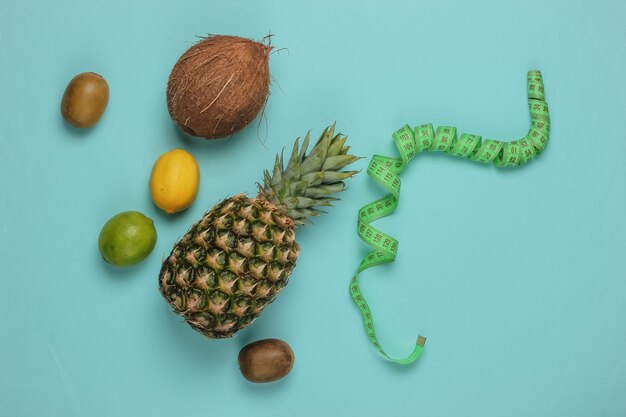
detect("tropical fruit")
[238,339,295,383]
[61,72,109,128]
[166,35,271,139]
[159,124,358,337]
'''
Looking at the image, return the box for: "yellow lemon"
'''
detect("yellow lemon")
[150,148,200,214]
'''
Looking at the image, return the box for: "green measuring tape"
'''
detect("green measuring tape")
[350,70,550,364]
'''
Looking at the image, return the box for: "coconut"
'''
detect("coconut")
[166,35,271,140]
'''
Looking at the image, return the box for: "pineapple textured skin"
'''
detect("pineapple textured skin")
[159,194,299,338]
[159,125,359,338]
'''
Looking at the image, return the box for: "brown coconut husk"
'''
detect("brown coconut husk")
[167,35,272,140]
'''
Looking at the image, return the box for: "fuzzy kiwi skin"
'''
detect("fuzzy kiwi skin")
[238,339,295,383]
[61,72,109,128]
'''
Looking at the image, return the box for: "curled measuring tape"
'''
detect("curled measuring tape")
[350,70,550,364]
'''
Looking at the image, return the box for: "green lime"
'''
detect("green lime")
[98,211,157,267]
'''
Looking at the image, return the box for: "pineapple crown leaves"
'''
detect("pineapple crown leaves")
[258,123,361,226]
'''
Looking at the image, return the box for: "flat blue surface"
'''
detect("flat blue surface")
[1,0,625,415]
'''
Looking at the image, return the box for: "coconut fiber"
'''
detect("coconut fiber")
[167,35,271,140]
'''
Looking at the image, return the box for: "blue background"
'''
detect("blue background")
[1,0,625,415]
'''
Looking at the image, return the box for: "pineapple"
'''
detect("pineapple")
[159,124,359,338]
